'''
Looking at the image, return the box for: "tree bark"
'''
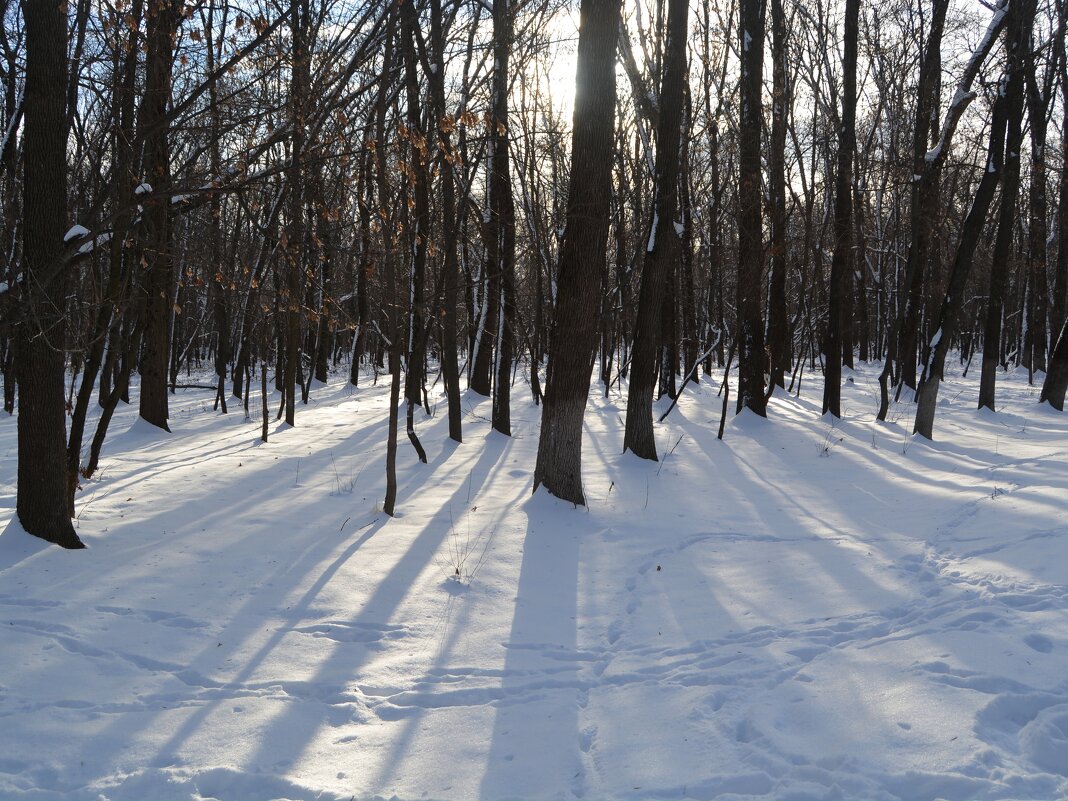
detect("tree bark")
[489,0,517,437]
[138,0,180,432]
[282,0,310,427]
[623,0,688,459]
[822,0,859,418]
[979,0,1035,411]
[17,0,84,548]
[914,66,1012,438]
[735,0,766,415]
[400,0,428,463]
[767,0,789,389]
[426,0,462,441]
[533,0,622,504]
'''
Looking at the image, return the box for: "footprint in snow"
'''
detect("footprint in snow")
[1023,633,1053,653]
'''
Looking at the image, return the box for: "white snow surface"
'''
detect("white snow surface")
[2,363,1068,801]
[64,224,90,242]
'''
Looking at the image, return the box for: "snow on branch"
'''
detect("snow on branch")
[0,87,24,173]
[925,2,1009,165]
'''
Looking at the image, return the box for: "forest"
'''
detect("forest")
[2,0,1068,798]
[1,0,1066,545]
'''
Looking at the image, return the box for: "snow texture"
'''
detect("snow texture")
[64,224,90,242]
[1,362,1067,800]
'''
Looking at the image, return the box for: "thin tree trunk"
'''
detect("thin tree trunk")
[914,66,1012,438]
[489,0,517,436]
[767,0,789,389]
[400,0,428,463]
[427,0,462,441]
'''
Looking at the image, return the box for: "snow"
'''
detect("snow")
[64,224,90,242]
[134,182,153,196]
[2,362,1068,800]
[0,87,22,156]
[78,232,112,255]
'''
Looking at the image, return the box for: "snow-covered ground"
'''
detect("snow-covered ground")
[1,362,1067,801]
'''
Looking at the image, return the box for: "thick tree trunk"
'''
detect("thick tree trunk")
[17,0,84,547]
[624,0,688,459]
[282,0,310,426]
[533,0,621,504]
[822,0,859,418]
[735,0,766,416]
[138,0,180,432]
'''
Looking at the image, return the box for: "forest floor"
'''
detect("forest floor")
[1,360,1067,800]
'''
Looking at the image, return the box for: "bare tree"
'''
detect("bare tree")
[533,0,622,504]
[624,0,689,459]
[15,0,84,548]
[735,0,766,415]
[822,0,860,418]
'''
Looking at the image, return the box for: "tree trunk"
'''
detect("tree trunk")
[978,0,1035,411]
[1022,17,1058,378]
[17,0,84,547]
[400,0,428,463]
[489,0,517,436]
[427,0,462,441]
[533,0,621,504]
[914,64,1012,438]
[138,0,180,432]
[282,0,310,426]
[822,0,859,418]
[1051,72,1068,341]
[1041,317,1068,409]
[767,0,789,389]
[735,0,766,415]
[624,0,688,459]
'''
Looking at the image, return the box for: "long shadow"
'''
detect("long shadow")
[150,514,389,763]
[479,491,583,798]
[229,427,520,778]
[16,379,409,780]
[0,519,53,572]
[364,469,533,794]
